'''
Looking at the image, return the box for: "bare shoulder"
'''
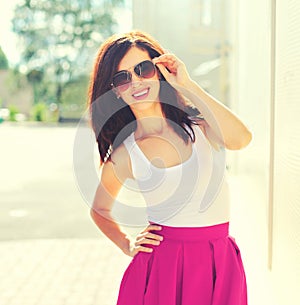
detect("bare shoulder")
[107,143,133,181]
[92,144,131,211]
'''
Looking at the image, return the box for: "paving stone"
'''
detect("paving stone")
[0,238,131,305]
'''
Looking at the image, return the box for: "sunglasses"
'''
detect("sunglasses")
[111,60,156,92]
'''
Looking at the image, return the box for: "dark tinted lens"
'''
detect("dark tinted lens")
[112,71,131,88]
[135,60,155,79]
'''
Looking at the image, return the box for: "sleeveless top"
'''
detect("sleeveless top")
[122,125,230,227]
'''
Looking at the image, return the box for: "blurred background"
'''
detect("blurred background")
[0,0,299,305]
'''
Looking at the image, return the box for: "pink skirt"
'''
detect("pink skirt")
[116,222,247,305]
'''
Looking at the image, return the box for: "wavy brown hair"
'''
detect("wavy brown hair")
[88,30,201,164]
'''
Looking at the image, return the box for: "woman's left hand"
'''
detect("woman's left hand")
[152,53,193,89]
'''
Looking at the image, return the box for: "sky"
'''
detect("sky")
[0,0,132,67]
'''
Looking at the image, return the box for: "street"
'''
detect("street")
[0,122,103,240]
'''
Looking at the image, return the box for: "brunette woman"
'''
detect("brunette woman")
[88,30,251,305]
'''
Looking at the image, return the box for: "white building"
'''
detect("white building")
[132,0,231,104]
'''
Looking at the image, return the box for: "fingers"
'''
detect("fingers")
[155,63,171,81]
[153,54,183,70]
[141,224,162,233]
[130,225,164,257]
[153,54,191,90]
[135,245,154,254]
[154,60,177,75]
[142,232,164,241]
[153,53,188,88]
[138,225,163,244]
[135,238,161,248]
[136,233,163,246]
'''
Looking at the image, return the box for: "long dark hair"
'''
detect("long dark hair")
[88,30,201,164]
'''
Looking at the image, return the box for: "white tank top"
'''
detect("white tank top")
[122,125,230,227]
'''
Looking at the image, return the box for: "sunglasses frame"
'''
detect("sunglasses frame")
[111,60,156,92]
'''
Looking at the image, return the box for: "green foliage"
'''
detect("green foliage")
[58,75,89,119]
[26,69,45,104]
[12,0,124,105]
[8,105,19,121]
[30,102,47,121]
[61,76,88,105]
[26,69,43,83]
[6,68,28,92]
[0,47,9,70]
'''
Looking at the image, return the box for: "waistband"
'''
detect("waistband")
[151,222,229,242]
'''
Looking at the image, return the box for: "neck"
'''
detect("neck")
[131,102,166,139]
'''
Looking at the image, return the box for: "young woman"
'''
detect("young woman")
[88,30,252,305]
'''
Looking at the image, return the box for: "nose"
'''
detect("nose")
[130,70,143,88]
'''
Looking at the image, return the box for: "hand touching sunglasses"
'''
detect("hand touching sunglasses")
[111,60,157,92]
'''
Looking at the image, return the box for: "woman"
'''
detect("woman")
[88,30,251,305]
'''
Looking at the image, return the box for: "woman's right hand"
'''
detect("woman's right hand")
[126,224,164,257]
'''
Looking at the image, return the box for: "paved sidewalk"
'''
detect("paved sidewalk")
[0,238,131,305]
[0,172,279,305]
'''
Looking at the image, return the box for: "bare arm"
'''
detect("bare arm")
[90,146,163,257]
[90,159,131,254]
[153,54,252,150]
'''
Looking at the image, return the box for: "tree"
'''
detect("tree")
[26,69,44,104]
[12,0,124,105]
[0,46,9,70]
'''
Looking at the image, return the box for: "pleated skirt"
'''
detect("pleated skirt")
[116,222,247,305]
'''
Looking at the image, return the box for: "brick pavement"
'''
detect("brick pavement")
[0,238,131,305]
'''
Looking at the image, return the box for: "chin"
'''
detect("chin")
[130,100,159,111]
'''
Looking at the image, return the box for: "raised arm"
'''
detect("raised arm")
[153,54,252,150]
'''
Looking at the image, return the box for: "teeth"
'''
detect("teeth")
[133,89,148,97]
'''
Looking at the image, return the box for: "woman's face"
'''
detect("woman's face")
[114,47,160,110]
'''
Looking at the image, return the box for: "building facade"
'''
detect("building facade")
[132,0,231,104]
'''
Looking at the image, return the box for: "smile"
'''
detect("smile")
[132,88,150,99]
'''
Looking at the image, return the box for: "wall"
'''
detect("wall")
[229,1,274,304]
[234,0,300,304]
[270,1,300,304]
[132,0,230,103]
